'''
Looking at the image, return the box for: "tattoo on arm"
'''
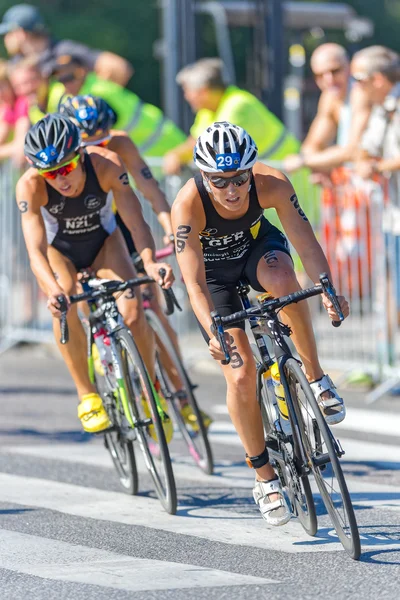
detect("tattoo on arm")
[263,250,278,268]
[141,166,153,180]
[176,224,192,253]
[118,172,129,186]
[18,201,28,213]
[289,193,308,222]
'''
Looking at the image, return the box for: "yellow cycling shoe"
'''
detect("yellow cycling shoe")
[180,404,213,433]
[141,391,174,444]
[78,393,111,433]
[92,343,104,377]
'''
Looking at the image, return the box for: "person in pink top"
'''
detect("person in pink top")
[0,59,30,166]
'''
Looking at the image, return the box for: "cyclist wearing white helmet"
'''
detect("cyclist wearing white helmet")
[171,121,349,526]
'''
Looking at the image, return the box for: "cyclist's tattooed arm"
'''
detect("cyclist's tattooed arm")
[175,225,192,253]
[289,193,308,222]
[113,132,173,240]
[18,200,29,213]
[118,172,129,185]
[16,174,64,298]
[256,162,334,285]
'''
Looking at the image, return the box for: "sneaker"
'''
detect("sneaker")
[78,393,111,433]
[180,403,213,433]
[253,477,291,526]
[141,390,174,444]
[310,374,346,425]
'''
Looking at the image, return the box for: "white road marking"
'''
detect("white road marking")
[0,472,399,554]
[0,529,274,591]
[212,406,400,439]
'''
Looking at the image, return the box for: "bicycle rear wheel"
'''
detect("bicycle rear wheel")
[104,433,138,495]
[116,328,177,514]
[146,309,214,475]
[252,345,317,536]
[284,358,361,559]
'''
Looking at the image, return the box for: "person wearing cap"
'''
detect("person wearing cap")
[283,43,371,175]
[163,57,301,176]
[49,55,186,159]
[0,3,133,87]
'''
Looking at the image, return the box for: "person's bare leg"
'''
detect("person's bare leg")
[256,251,324,382]
[48,247,96,397]
[92,228,156,381]
[220,329,277,483]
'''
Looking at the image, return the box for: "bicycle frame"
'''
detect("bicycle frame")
[80,278,164,430]
[236,281,311,476]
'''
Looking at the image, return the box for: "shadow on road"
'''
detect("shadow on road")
[0,386,75,396]
[0,428,91,443]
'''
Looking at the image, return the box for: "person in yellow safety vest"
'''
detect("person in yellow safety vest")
[8,56,65,124]
[163,57,300,175]
[48,54,186,158]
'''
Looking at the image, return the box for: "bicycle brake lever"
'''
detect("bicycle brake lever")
[57,295,69,344]
[319,273,344,327]
[210,310,230,365]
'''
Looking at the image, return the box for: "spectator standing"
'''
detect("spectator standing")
[284,43,371,175]
[0,4,133,87]
[0,59,29,166]
[163,58,300,175]
[8,57,64,124]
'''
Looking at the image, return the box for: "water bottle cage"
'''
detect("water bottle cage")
[245,445,269,469]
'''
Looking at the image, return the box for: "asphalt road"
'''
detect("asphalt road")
[1,342,400,599]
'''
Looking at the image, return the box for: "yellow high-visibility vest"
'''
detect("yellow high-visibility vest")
[191,85,300,159]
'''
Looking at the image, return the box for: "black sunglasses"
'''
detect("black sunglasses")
[206,170,251,189]
[56,72,78,84]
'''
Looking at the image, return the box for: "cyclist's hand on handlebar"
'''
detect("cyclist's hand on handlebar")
[46,291,70,318]
[322,293,349,321]
[209,333,232,362]
[146,262,175,289]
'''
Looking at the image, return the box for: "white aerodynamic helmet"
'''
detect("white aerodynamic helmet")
[193,121,258,173]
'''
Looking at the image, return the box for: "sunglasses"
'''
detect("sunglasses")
[352,72,371,82]
[38,154,80,180]
[206,170,251,189]
[81,132,111,148]
[314,66,344,79]
[56,72,78,84]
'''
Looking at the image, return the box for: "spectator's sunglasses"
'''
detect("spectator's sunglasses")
[38,154,81,180]
[314,66,344,79]
[81,131,112,148]
[352,72,371,83]
[205,170,251,189]
[56,71,78,84]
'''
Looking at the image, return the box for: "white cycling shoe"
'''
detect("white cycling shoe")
[310,374,346,426]
[253,477,291,526]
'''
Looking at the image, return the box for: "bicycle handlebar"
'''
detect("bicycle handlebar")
[57,268,181,344]
[211,272,344,364]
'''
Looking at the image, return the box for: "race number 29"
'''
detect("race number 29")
[216,152,241,171]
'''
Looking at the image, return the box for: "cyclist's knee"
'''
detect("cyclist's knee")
[226,360,256,390]
[264,266,299,297]
[123,307,147,333]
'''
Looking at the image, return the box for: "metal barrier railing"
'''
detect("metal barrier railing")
[1,159,399,400]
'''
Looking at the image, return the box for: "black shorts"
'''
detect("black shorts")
[51,232,109,271]
[200,223,292,342]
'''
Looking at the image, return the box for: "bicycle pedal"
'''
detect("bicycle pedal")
[190,384,198,391]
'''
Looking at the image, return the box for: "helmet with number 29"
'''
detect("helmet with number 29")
[193,121,258,173]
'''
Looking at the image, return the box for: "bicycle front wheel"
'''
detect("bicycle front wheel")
[116,328,177,514]
[252,345,317,536]
[284,358,361,560]
[146,309,214,475]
